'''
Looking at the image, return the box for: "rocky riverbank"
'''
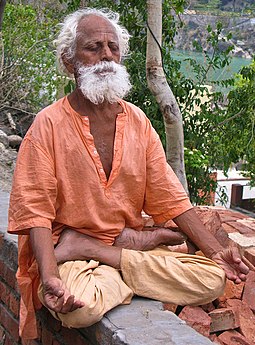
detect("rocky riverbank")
[174,13,255,59]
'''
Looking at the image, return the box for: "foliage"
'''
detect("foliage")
[0,3,62,132]
[2,0,253,205]
[214,59,255,183]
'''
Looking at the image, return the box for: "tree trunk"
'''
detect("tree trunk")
[146,0,188,192]
[0,0,6,31]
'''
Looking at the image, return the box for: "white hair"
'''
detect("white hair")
[54,8,131,76]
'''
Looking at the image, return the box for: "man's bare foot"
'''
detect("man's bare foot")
[113,227,186,251]
[54,229,121,269]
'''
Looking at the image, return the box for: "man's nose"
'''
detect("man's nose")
[101,45,113,61]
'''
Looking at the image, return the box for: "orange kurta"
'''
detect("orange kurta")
[8,96,192,339]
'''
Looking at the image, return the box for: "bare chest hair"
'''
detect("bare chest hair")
[89,115,116,179]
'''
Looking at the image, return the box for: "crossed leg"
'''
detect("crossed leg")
[38,228,225,328]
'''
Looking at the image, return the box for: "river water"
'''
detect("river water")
[172,50,251,85]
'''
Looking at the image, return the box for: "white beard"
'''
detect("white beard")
[77,61,132,104]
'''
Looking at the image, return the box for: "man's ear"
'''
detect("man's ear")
[62,53,75,74]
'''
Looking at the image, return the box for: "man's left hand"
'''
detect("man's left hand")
[211,247,249,284]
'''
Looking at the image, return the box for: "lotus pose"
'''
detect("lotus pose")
[8,8,249,340]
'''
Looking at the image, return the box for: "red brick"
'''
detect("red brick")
[0,259,18,290]
[209,334,221,344]
[21,339,42,345]
[209,307,240,332]
[200,302,215,313]
[226,299,255,343]
[226,222,254,235]
[163,303,178,313]
[216,279,244,306]
[164,219,179,229]
[244,247,255,267]
[194,207,221,235]
[0,280,7,305]
[8,292,20,318]
[218,330,253,345]
[3,332,19,345]
[237,218,255,232]
[221,223,237,234]
[52,340,61,345]
[60,327,91,345]
[217,210,248,222]
[178,306,211,337]
[0,303,19,342]
[242,271,255,313]
[41,326,53,345]
[142,215,155,227]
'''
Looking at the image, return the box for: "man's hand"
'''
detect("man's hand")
[211,247,249,284]
[42,277,85,313]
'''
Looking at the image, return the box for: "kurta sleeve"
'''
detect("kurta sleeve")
[8,132,57,234]
[143,126,193,224]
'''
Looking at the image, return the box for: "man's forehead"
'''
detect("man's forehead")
[77,15,118,38]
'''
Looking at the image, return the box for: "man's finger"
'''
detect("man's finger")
[60,294,76,314]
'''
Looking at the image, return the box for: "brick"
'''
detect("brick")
[200,302,215,313]
[217,210,248,223]
[0,280,7,305]
[59,327,91,345]
[237,218,255,232]
[244,247,255,267]
[242,271,255,313]
[209,307,240,332]
[2,332,19,345]
[38,308,61,333]
[218,330,253,345]
[8,291,20,318]
[228,233,255,249]
[163,303,178,313]
[0,326,5,341]
[221,223,237,234]
[41,327,53,345]
[209,334,221,344]
[0,259,18,290]
[225,299,255,343]
[21,339,42,345]
[142,215,155,227]
[52,340,61,345]
[226,221,254,235]
[0,303,19,342]
[216,279,244,306]
[178,306,211,337]
[194,207,221,235]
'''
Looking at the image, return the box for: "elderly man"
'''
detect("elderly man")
[8,8,248,340]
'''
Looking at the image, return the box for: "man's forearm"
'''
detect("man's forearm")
[173,208,223,258]
[30,227,60,282]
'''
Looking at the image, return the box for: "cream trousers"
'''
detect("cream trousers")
[38,247,225,328]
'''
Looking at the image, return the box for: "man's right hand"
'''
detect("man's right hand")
[42,277,85,313]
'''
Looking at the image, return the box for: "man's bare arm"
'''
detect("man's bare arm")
[30,227,84,313]
[173,208,222,258]
[173,208,249,283]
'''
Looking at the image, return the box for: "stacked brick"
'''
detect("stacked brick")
[163,206,255,345]
[0,234,20,345]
